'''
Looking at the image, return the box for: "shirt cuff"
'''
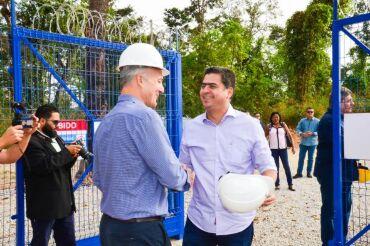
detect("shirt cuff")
[183,171,191,192]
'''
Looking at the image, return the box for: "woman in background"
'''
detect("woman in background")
[266,112,296,191]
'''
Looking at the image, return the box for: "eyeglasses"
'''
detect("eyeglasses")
[48,120,60,126]
[342,98,354,104]
[307,111,314,113]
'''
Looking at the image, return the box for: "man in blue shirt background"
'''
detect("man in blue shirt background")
[93,43,189,246]
[293,107,320,178]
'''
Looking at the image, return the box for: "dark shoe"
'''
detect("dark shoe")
[293,174,303,179]
[275,186,280,190]
[307,174,313,178]
[288,185,295,191]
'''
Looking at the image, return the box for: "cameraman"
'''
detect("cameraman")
[22,104,81,246]
[0,116,38,164]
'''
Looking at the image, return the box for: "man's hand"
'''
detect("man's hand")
[181,164,195,187]
[302,131,313,138]
[0,125,24,149]
[262,194,276,207]
[66,145,82,158]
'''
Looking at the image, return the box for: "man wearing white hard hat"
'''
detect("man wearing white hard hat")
[93,43,189,245]
[179,67,277,245]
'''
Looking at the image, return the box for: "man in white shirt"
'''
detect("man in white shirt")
[180,67,277,245]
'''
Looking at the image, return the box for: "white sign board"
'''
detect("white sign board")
[344,113,370,160]
[56,120,88,144]
[93,120,101,134]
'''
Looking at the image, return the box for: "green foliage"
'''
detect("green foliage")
[181,19,251,116]
[3,0,368,127]
[17,0,77,32]
[285,3,332,101]
[164,7,192,29]
[179,0,337,124]
[271,96,329,127]
[342,1,370,99]
[181,18,287,117]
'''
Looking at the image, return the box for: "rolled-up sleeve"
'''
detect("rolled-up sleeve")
[132,113,189,191]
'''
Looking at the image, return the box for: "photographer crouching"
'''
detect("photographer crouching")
[0,114,38,164]
[22,104,82,246]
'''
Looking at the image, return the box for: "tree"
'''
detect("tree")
[226,0,278,36]
[85,0,112,118]
[164,0,222,34]
[0,0,10,28]
[285,3,332,101]
[163,7,192,30]
[342,0,370,97]
[176,0,287,117]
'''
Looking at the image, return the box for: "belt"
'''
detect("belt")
[104,214,163,223]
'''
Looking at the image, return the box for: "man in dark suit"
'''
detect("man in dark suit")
[314,87,358,245]
[23,104,82,246]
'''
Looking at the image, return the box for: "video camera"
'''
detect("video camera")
[11,102,33,129]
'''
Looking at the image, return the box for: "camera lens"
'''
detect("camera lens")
[75,140,93,161]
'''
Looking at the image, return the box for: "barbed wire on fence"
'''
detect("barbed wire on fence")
[28,3,180,50]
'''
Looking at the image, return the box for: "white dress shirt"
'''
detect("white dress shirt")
[268,126,287,149]
[179,106,276,235]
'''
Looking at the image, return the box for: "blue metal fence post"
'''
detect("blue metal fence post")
[332,0,344,245]
[164,52,185,238]
[10,0,25,245]
[173,53,184,239]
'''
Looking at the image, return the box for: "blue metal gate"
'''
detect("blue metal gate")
[5,1,185,245]
[332,1,369,245]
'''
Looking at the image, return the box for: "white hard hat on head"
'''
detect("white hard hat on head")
[118,43,170,76]
[218,173,274,213]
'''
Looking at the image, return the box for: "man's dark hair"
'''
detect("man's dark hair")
[204,66,236,89]
[329,86,352,109]
[35,104,59,120]
[306,107,313,111]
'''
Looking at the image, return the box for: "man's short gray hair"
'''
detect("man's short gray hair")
[119,65,146,88]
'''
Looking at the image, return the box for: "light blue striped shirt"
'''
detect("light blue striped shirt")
[93,94,189,220]
[296,117,320,146]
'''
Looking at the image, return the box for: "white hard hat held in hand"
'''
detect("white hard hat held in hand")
[218,173,274,213]
[118,43,170,76]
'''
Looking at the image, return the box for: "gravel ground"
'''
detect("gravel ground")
[172,150,369,246]
[252,151,322,246]
[0,151,367,245]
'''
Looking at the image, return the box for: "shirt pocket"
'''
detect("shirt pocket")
[224,139,249,166]
[187,143,214,162]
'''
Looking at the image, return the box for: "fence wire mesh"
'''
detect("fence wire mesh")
[0,25,182,243]
[0,33,17,245]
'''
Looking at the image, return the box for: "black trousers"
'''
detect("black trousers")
[317,176,352,245]
[183,218,254,246]
[30,214,76,246]
[271,148,293,186]
[100,214,171,246]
